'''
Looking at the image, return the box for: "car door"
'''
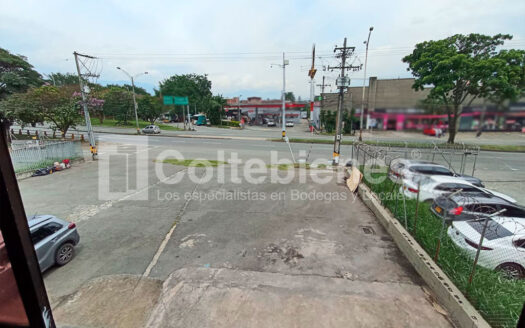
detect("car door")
[30,222,64,271]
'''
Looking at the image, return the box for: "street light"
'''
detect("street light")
[116,67,148,134]
[359,26,373,142]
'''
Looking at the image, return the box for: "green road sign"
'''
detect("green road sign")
[163,96,188,105]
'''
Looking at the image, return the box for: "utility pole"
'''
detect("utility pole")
[328,38,360,165]
[271,54,289,139]
[73,51,98,159]
[308,44,317,133]
[117,67,148,134]
[359,26,374,141]
[316,76,330,129]
[238,95,242,122]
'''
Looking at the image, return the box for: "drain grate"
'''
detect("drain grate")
[361,226,375,235]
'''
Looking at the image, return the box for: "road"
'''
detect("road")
[17,133,453,327]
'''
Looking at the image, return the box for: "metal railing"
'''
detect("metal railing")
[9,141,84,174]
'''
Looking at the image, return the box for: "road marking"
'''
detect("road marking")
[143,179,200,278]
[67,169,186,223]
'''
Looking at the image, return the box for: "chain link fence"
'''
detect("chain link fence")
[10,141,84,174]
[353,142,525,328]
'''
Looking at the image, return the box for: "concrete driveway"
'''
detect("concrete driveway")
[17,138,452,327]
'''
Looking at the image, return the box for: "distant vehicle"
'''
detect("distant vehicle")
[430,194,525,278]
[400,175,516,203]
[194,114,207,126]
[389,158,484,187]
[267,120,276,127]
[285,121,294,127]
[28,215,80,272]
[142,125,160,134]
[301,111,307,119]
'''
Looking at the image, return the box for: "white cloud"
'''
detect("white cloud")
[1,0,524,99]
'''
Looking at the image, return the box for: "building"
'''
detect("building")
[224,97,307,125]
[321,77,525,131]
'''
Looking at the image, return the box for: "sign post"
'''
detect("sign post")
[163,96,189,129]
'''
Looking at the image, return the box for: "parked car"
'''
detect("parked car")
[400,175,516,203]
[28,215,80,272]
[142,125,160,134]
[285,121,294,127]
[267,120,276,127]
[389,158,484,187]
[431,194,525,278]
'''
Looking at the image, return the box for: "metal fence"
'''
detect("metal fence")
[10,141,84,174]
[351,141,480,176]
[354,143,525,328]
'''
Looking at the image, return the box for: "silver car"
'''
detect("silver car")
[142,125,160,134]
[28,215,80,272]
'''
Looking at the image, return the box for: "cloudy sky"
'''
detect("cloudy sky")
[1,0,524,100]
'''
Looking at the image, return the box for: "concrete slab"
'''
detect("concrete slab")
[53,275,162,328]
[147,267,452,328]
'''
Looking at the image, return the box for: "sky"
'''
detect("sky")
[1,0,524,100]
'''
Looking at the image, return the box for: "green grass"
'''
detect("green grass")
[271,138,525,152]
[362,171,525,328]
[91,118,183,131]
[266,163,328,170]
[159,158,227,167]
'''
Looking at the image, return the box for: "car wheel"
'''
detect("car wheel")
[496,263,525,279]
[55,242,75,266]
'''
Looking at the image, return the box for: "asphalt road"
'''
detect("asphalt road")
[17,133,453,327]
[95,133,525,204]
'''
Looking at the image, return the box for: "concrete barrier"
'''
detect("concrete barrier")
[358,183,490,328]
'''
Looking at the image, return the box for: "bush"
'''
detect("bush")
[221,120,240,127]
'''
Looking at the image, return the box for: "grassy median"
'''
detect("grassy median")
[362,171,525,328]
[271,138,525,152]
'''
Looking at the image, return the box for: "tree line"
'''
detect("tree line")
[0,47,227,140]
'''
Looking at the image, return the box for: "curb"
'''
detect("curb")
[357,183,490,328]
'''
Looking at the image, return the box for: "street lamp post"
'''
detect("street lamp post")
[117,67,148,134]
[271,53,289,139]
[359,26,373,142]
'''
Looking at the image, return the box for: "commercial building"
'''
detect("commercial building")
[224,97,307,125]
[321,77,525,131]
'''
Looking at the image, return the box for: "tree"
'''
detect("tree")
[137,95,164,124]
[0,48,43,100]
[45,72,80,86]
[157,74,212,114]
[285,92,295,102]
[30,85,82,136]
[402,33,523,143]
[207,95,226,125]
[102,87,134,124]
[106,84,149,96]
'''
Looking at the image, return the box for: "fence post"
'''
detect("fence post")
[26,129,30,136]
[413,180,421,235]
[81,134,85,142]
[44,131,47,137]
[52,131,56,138]
[71,133,75,140]
[19,129,22,135]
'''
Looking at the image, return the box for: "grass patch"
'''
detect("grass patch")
[266,163,329,170]
[91,118,183,131]
[160,158,227,167]
[271,138,525,152]
[362,171,525,328]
